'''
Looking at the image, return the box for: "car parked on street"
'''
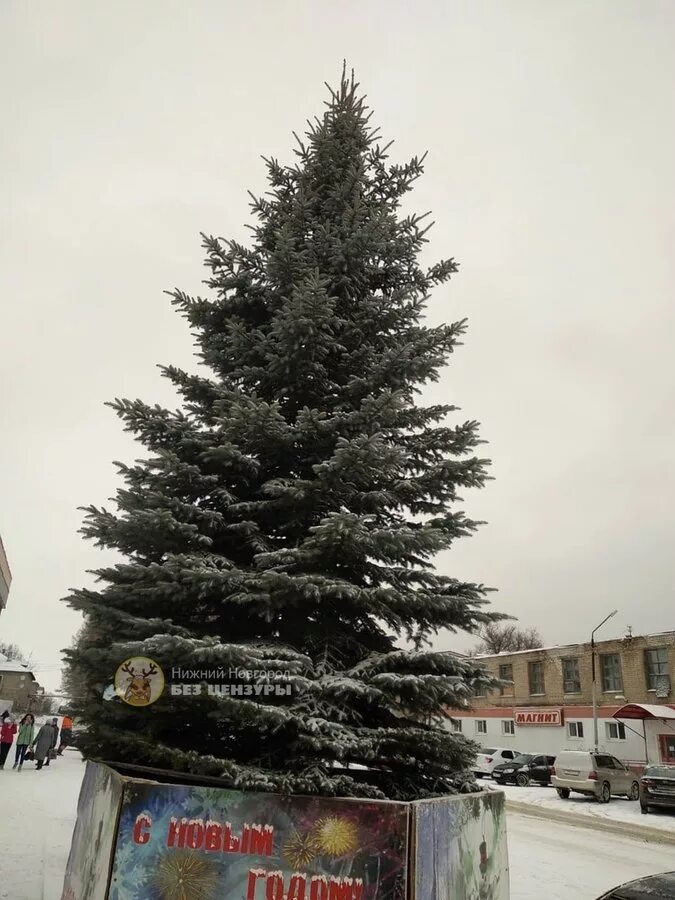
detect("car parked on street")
[595,871,675,899]
[474,747,520,777]
[639,764,675,814]
[551,750,639,803]
[492,753,556,786]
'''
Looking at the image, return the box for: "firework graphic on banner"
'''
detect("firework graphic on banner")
[154,851,219,900]
[313,817,359,857]
[283,829,321,869]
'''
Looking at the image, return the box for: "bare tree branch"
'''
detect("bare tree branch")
[473,622,543,655]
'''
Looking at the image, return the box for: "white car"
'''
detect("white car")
[474,747,520,777]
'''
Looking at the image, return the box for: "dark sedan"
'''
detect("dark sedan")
[596,871,675,899]
[639,764,675,814]
[492,753,556,787]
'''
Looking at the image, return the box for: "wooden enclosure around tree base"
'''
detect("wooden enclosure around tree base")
[61,761,509,900]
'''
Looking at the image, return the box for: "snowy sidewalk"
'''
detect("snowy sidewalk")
[490,781,675,845]
[0,750,82,900]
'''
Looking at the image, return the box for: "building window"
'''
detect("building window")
[660,734,675,764]
[601,654,623,692]
[499,664,514,697]
[567,721,584,739]
[562,658,581,694]
[450,719,463,733]
[528,661,545,695]
[502,720,515,736]
[644,648,669,690]
[606,721,626,741]
[476,720,487,734]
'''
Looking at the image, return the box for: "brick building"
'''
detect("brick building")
[0,654,41,715]
[448,630,675,766]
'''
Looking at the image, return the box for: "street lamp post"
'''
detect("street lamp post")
[591,610,618,751]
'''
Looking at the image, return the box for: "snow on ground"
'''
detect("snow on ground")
[508,812,671,900]
[0,751,672,900]
[0,749,82,900]
[491,780,675,835]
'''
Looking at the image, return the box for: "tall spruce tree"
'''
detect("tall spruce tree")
[64,70,498,801]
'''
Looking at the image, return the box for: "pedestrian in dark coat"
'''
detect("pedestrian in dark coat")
[45,717,59,766]
[31,720,56,770]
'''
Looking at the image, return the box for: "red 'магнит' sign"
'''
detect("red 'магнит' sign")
[514,708,563,726]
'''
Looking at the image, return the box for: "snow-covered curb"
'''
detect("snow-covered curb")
[505,796,675,846]
[484,783,675,847]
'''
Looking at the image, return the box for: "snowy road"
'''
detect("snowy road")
[0,752,671,900]
[508,812,671,900]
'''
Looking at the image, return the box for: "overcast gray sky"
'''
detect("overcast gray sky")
[2,1,674,692]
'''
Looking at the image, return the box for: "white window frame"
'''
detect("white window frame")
[605,721,626,741]
[644,648,669,691]
[567,721,584,739]
[528,660,545,696]
[562,657,581,694]
[501,719,515,736]
[476,719,488,734]
[499,664,514,697]
[450,719,463,733]
[601,653,623,693]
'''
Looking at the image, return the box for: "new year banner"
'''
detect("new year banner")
[107,782,409,900]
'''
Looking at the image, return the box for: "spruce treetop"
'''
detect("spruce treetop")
[64,68,499,801]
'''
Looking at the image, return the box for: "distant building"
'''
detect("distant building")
[0,653,41,715]
[448,630,675,767]
[0,535,10,618]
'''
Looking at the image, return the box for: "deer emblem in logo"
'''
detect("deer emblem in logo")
[114,657,164,706]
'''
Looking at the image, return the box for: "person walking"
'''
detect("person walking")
[0,714,17,769]
[13,714,35,770]
[0,714,17,768]
[57,714,73,755]
[45,717,59,766]
[31,719,56,770]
